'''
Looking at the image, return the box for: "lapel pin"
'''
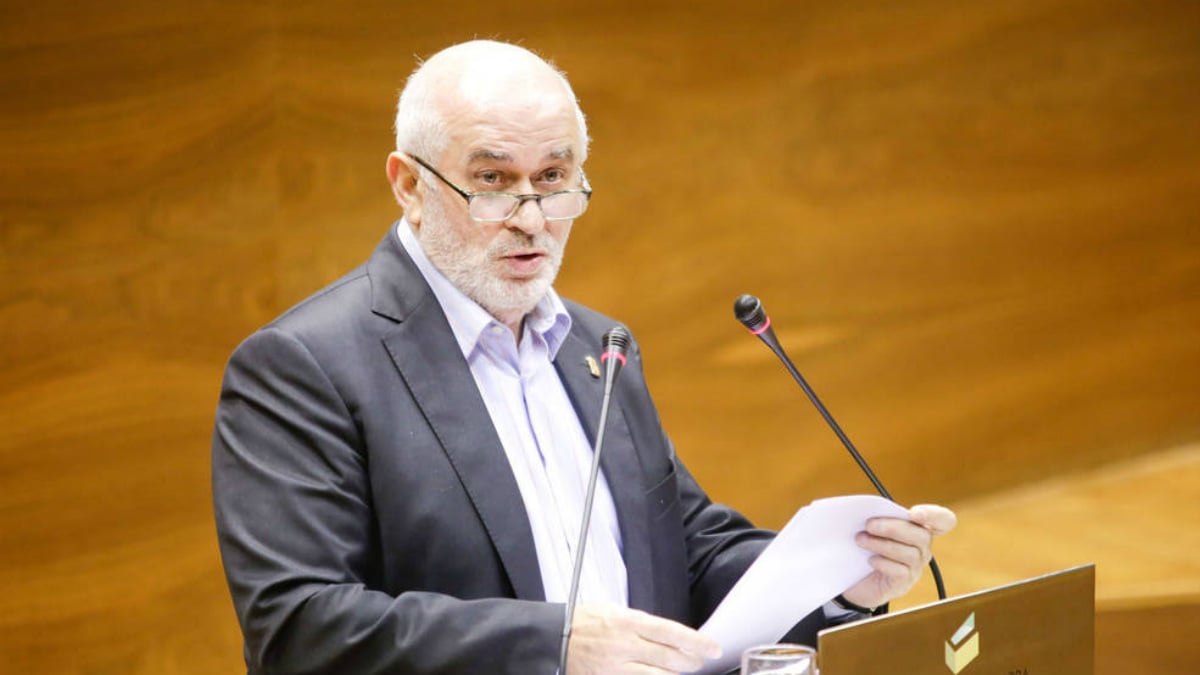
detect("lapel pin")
[584,355,601,379]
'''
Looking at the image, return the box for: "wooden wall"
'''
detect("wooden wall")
[2,1,1197,672]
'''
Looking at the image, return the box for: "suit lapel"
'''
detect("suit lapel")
[555,329,657,613]
[368,226,658,610]
[370,229,545,602]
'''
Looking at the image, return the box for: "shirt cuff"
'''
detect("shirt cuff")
[821,600,865,624]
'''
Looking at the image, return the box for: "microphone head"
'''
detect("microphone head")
[734,294,769,331]
[602,325,631,355]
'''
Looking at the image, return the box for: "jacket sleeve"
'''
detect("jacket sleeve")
[614,336,831,646]
[674,456,830,646]
[212,327,562,675]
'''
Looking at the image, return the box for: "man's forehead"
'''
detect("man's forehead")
[465,147,576,163]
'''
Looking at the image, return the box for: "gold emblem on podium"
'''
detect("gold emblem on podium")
[944,612,979,673]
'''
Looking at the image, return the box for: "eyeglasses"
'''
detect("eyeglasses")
[409,154,592,223]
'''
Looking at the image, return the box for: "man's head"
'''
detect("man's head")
[385,41,590,332]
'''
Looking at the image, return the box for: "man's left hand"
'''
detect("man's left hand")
[840,503,957,610]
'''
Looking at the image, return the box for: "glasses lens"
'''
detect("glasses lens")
[469,194,520,222]
[467,192,590,222]
[541,192,589,220]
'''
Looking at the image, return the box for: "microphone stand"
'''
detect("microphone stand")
[734,294,947,601]
[558,326,631,675]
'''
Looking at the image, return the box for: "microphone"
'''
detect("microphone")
[733,294,947,601]
[559,325,631,675]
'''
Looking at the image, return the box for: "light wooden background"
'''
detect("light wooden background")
[2,1,1197,673]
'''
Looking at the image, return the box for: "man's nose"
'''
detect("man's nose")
[504,196,546,234]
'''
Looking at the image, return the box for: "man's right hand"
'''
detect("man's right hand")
[566,604,722,674]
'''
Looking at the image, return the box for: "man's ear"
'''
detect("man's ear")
[386,152,423,226]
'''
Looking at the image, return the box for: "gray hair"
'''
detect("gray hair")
[393,42,590,164]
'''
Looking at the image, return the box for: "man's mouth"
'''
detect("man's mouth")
[501,250,547,276]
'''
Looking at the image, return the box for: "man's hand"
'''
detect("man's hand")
[566,604,722,675]
[841,503,957,610]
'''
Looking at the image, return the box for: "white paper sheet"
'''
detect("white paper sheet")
[694,495,910,675]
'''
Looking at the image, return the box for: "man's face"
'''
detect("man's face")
[414,92,583,327]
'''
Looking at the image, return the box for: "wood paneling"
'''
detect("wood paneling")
[2,1,1197,671]
[890,444,1200,609]
[1096,600,1200,675]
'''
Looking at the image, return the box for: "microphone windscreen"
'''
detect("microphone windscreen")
[602,325,631,355]
[734,294,767,330]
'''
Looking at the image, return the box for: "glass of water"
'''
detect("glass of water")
[740,644,817,675]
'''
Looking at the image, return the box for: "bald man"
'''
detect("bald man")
[212,40,955,675]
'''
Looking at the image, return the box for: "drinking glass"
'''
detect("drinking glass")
[740,643,817,675]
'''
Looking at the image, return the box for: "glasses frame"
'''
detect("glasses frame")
[408,154,592,223]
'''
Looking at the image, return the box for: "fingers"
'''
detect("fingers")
[864,520,930,564]
[862,503,957,560]
[632,609,721,660]
[866,549,920,589]
[909,504,957,536]
[841,503,957,608]
[856,521,928,594]
[568,604,721,675]
[854,523,926,564]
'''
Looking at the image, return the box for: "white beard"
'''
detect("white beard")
[416,195,567,327]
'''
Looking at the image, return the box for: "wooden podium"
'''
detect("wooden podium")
[817,565,1095,674]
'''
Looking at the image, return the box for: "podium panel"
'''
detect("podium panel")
[818,565,1095,674]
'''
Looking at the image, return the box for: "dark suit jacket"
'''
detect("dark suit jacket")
[212,226,827,674]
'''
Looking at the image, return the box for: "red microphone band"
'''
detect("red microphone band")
[599,352,627,366]
[749,316,772,335]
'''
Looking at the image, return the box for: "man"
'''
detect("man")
[212,40,955,675]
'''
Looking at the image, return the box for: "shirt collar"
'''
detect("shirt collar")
[396,219,572,359]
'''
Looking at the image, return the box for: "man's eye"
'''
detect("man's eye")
[477,171,503,186]
[540,169,565,184]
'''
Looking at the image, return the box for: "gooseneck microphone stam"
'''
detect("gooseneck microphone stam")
[558,325,631,675]
[733,294,947,601]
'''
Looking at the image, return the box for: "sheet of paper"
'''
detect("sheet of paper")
[694,495,910,675]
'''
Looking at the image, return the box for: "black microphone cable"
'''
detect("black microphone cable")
[734,294,947,601]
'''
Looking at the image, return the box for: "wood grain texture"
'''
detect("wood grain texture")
[1,1,1197,672]
[897,445,1200,604]
[1096,600,1200,675]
